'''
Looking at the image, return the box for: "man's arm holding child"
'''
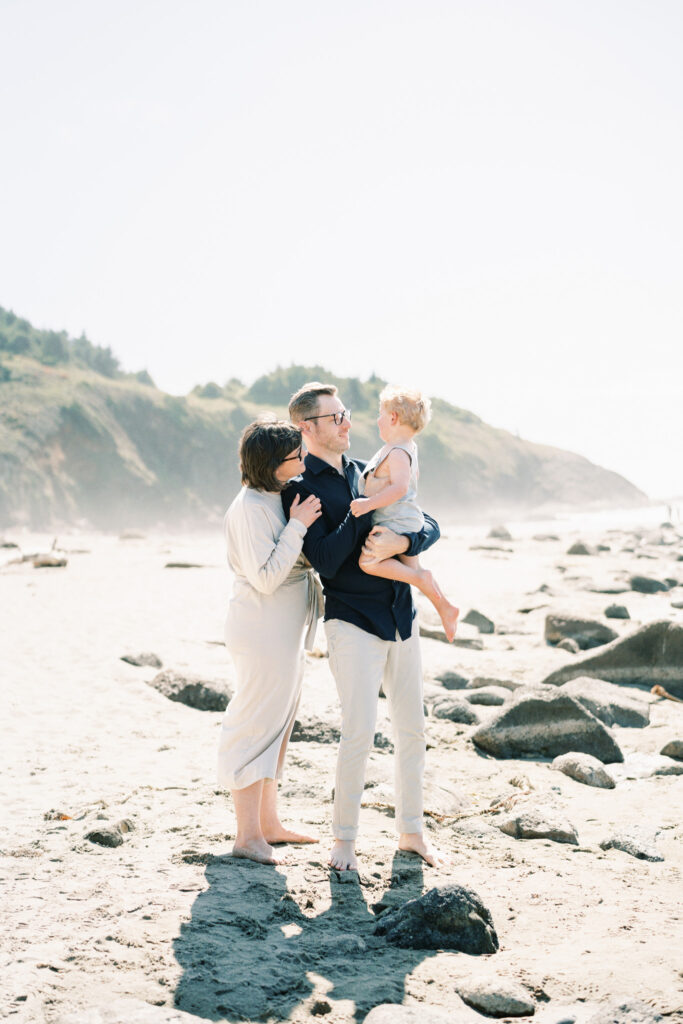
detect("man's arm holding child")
[362,511,440,562]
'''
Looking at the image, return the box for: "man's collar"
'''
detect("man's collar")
[304,452,350,476]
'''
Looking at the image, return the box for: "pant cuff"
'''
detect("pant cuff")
[396,817,423,835]
[332,826,359,840]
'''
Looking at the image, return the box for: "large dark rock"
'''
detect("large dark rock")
[291,714,340,744]
[630,574,669,593]
[147,670,231,711]
[560,677,650,728]
[544,614,618,650]
[660,739,683,760]
[471,691,623,763]
[374,884,499,953]
[566,540,594,556]
[605,603,630,619]
[541,620,683,699]
[462,609,495,634]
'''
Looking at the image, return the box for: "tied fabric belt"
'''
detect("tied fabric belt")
[286,566,324,652]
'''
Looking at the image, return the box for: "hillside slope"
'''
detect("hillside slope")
[0,352,645,529]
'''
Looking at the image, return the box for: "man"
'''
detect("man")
[282,381,445,871]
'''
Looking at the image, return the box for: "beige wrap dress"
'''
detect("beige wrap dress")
[217,487,323,791]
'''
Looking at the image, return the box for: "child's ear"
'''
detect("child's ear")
[391,411,399,425]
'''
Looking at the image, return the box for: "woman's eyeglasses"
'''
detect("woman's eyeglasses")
[282,445,305,462]
[303,409,351,426]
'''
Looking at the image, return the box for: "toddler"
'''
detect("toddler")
[350,385,459,642]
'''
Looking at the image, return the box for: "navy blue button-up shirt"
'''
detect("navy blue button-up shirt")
[281,452,440,641]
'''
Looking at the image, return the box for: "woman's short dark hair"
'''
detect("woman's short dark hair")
[239,416,302,492]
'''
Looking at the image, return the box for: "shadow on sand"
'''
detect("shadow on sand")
[173,850,438,1021]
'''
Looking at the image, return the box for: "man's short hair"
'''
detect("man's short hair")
[380,385,432,433]
[288,381,337,424]
[239,416,302,492]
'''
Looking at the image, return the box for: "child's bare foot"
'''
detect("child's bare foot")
[398,833,451,868]
[437,601,459,643]
[329,839,358,871]
[232,837,283,865]
[263,824,319,845]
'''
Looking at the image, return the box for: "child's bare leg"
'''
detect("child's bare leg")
[359,554,459,642]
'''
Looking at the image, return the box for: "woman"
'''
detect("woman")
[217,417,323,864]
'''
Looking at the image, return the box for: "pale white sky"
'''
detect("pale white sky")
[2,0,682,498]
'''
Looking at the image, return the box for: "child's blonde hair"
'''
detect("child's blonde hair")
[379,385,432,433]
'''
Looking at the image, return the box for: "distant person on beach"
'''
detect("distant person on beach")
[217,417,323,865]
[283,381,448,872]
[349,385,459,642]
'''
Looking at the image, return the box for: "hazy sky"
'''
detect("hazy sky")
[2,0,682,498]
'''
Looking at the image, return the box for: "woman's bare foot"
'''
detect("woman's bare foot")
[263,824,319,845]
[232,837,283,865]
[329,839,358,871]
[398,832,451,868]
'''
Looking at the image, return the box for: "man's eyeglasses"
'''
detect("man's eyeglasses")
[282,445,305,462]
[303,409,351,426]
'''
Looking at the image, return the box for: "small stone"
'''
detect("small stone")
[545,614,618,651]
[566,541,594,556]
[533,533,560,542]
[436,670,469,689]
[121,652,163,668]
[605,604,630,619]
[671,599,683,609]
[457,979,536,1017]
[552,752,616,789]
[558,638,580,653]
[85,826,124,848]
[430,695,480,725]
[600,830,663,862]
[32,555,68,568]
[462,609,495,634]
[291,714,340,744]
[164,562,206,569]
[488,525,513,541]
[311,1001,332,1015]
[630,575,669,593]
[465,687,509,706]
[374,884,499,953]
[497,809,579,845]
[660,739,683,760]
[147,670,232,712]
[468,676,523,692]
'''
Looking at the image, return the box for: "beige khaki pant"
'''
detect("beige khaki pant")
[324,617,425,840]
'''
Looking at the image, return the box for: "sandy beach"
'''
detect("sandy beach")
[2,509,682,1023]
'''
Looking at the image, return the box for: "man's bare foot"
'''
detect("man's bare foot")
[263,824,319,845]
[398,832,451,868]
[329,839,358,871]
[232,837,283,865]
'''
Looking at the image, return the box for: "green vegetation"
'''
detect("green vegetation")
[0,307,646,529]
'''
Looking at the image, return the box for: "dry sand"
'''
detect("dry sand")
[1,511,682,1023]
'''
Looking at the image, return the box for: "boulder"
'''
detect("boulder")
[374,884,499,953]
[471,691,623,763]
[544,614,618,651]
[541,620,683,699]
[560,677,650,728]
[600,831,663,862]
[147,670,231,711]
[430,695,480,725]
[462,609,495,634]
[660,739,683,760]
[457,979,536,1017]
[121,652,163,668]
[84,825,124,848]
[419,621,483,648]
[630,575,669,593]
[551,752,615,788]
[557,638,580,653]
[497,809,578,845]
[605,603,630,619]
[464,687,509,706]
